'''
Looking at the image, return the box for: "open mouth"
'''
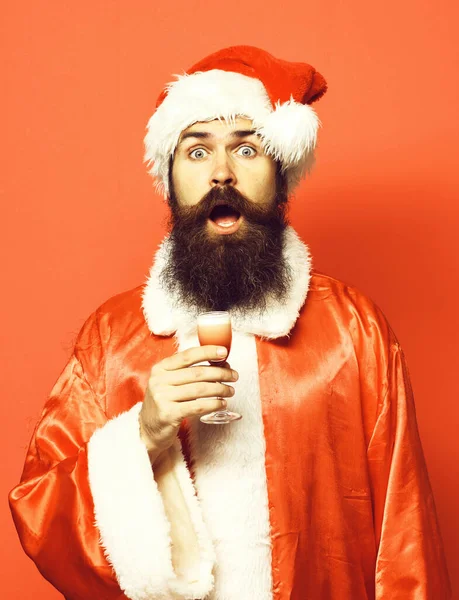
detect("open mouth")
[209,204,241,227]
[207,204,242,235]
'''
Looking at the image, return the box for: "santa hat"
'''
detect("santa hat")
[144,45,328,197]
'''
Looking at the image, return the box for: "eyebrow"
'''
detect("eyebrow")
[178,129,257,145]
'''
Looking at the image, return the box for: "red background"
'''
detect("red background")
[2,1,458,598]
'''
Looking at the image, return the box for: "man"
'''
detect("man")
[10,45,451,599]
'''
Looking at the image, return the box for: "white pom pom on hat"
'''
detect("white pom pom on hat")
[144,45,328,198]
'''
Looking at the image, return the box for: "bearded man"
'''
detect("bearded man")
[9,46,451,600]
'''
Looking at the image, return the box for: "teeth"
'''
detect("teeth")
[219,221,236,227]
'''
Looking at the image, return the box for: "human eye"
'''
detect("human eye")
[236,145,257,158]
[189,148,208,160]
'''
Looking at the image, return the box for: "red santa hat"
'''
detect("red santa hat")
[144,45,328,197]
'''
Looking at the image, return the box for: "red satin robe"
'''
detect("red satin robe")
[9,271,451,599]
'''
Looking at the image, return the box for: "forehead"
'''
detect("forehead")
[178,116,256,142]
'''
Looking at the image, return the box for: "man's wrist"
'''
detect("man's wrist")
[138,414,162,465]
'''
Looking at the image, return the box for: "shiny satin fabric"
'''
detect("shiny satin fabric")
[257,273,451,599]
[9,274,451,599]
[9,288,175,600]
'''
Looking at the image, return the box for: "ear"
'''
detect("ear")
[167,155,176,204]
[274,160,289,199]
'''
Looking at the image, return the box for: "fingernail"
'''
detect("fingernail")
[221,399,227,408]
[231,370,239,381]
[217,347,228,357]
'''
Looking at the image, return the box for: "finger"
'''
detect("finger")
[179,397,228,419]
[216,361,231,369]
[157,346,229,372]
[167,382,235,403]
[164,365,238,386]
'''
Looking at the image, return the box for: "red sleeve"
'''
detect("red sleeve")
[367,339,452,599]
[9,348,124,599]
[9,311,215,600]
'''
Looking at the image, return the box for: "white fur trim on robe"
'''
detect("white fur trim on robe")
[87,226,312,599]
[141,225,312,340]
[87,402,215,600]
[176,328,274,600]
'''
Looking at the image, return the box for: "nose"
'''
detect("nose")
[210,153,236,187]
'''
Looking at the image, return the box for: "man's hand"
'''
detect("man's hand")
[139,345,238,465]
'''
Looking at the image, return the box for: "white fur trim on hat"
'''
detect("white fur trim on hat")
[144,70,321,198]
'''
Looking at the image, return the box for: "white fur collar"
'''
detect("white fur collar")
[141,226,312,339]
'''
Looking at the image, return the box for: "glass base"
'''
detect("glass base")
[200,410,242,425]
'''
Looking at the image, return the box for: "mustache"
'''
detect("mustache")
[171,185,281,227]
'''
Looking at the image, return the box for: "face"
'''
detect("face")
[160,117,292,313]
[171,117,278,236]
